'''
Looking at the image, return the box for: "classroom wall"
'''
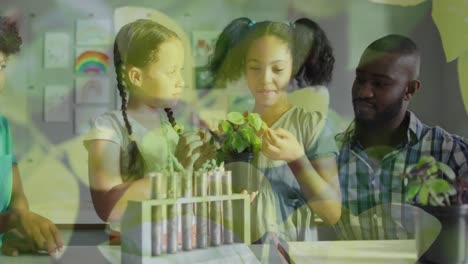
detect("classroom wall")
[0,0,465,224]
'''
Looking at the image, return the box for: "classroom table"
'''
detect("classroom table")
[0,239,418,264]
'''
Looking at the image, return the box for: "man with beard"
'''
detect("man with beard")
[335,34,468,240]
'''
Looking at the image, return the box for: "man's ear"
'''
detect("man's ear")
[404,80,421,101]
[127,66,143,87]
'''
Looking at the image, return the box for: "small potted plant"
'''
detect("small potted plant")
[212,111,267,193]
[213,111,267,163]
[402,156,468,264]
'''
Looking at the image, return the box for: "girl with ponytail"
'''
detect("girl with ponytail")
[84,19,210,242]
[210,18,341,245]
[288,18,335,116]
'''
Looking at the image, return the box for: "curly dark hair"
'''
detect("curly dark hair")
[209,17,252,88]
[0,16,22,56]
[293,18,334,87]
[209,17,335,89]
[210,18,302,88]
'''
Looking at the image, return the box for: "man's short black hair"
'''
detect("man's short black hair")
[367,34,419,56]
[0,16,22,56]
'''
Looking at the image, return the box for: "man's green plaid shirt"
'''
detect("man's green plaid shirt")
[335,111,468,240]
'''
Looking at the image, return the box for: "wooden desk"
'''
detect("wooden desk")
[0,240,417,264]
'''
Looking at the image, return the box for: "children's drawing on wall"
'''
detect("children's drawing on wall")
[44,32,70,68]
[432,0,468,115]
[74,106,108,134]
[369,0,426,6]
[44,85,71,122]
[76,19,113,46]
[192,31,218,89]
[75,47,110,74]
[75,77,110,104]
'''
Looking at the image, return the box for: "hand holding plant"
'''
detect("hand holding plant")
[262,128,305,163]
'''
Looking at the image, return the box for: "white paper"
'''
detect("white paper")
[75,77,110,104]
[44,85,71,122]
[76,19,113,46]
[44,32,70,68]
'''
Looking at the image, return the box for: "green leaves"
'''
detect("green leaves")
[232,132,249,153]
[216,111,268,158]
[223,129,249,154]
[417,156,436,167]
[402,155,458,207]
[227,112,245,125]
[219,120,233,133]
[429,178,452,194]
[419,185,430,205]
[247,113,263,132]
[437,162,456,180]
[406,183,421,201]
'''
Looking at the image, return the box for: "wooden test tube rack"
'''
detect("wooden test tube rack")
[121,194,252,264]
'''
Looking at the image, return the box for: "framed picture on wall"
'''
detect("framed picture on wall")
[75,77,110,104]
[192,30,218,67]
[44,85,72,122]
[192,31,219,89]
[195,65,214,89]
[74,106,108,134]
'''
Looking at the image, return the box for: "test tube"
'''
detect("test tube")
[167,172,179,254]
[195,171,208,248]
[150,172,165,256]
[209,171,222,246]
[182,170,193,251]
[222,171,234,244]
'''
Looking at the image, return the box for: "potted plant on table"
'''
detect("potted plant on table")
[211,111,267,193]
[402,156,468,264]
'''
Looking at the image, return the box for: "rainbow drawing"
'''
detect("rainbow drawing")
[75,49,110,74]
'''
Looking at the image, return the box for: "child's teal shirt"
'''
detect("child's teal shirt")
[0,115,17,248]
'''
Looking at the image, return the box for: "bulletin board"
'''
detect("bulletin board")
[20,11,116,225]
[19,5,198,225]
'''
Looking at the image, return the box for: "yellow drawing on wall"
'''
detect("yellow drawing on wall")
[290,0,347,18]
[458,51,468,115]
[369,0,426,6]
[432,0,468,62]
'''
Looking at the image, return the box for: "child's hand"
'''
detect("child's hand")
[1,229,36,256]
[241,190,258,203]
[193,130,218,170]
[262,128,305,163]
[14,211,63,255]
[175,131,204,170]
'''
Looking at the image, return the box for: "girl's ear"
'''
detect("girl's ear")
[127,66,143,87]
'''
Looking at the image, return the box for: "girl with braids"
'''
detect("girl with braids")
[0,17,62,256]
[84,19,210,243]
[210,18,341,245]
